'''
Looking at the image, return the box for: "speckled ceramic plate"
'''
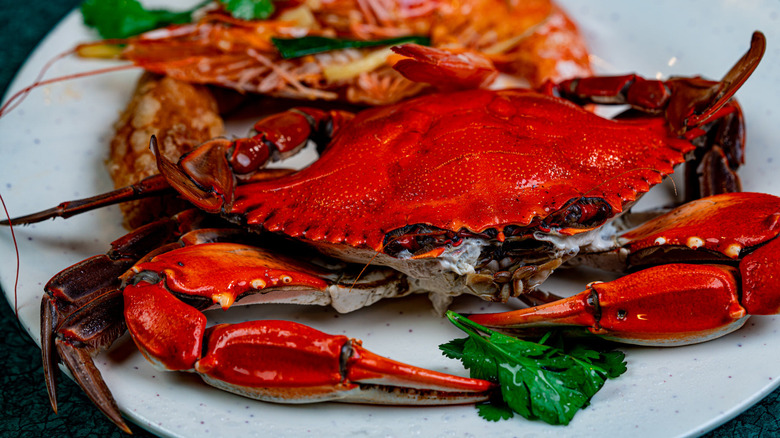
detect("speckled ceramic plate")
[1,1,779,437]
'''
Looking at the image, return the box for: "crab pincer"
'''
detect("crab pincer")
[125,278,494,405]
[469,192,780,346]
[45,225,493,433]
[115,247,495,432]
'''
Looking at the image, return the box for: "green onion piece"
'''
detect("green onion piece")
[271,35,431,59]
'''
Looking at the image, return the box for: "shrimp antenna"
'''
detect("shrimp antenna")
[0,191,21,324]
[0,46,138,119]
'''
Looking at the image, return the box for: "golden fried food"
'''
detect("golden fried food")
[108,73,225,228]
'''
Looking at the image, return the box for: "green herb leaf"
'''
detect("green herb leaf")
[459,335,500,382]
[220,0,275,20]
[476,399,514,421]
[600,351,629,378]
[271,35,431,59]
[81,0,205,39]
[438,337,467,360]
[441,311,627,425]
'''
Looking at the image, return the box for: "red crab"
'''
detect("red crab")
[2,32,775,433]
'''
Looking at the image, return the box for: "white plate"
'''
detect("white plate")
[1,1,779,437]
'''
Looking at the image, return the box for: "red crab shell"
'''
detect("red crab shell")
[231,88,694,250]
[620,192,780,259]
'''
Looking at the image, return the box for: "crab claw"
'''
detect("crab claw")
[195,320,495,404]
[468,263,749,346]
[154,107,355,214]
[122,243,494,405]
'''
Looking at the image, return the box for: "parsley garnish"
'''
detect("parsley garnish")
[222,0,275,20]
[81,1,425,57]
[80,0,207,39]
[441,311,627,425]
[271,35,431,59]
[81,0,274,40]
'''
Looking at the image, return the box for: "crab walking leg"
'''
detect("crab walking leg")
[549,32,764,200]
[0,107,356,225]
[0,174,173,226]
[158,107,355,214]
[40,210,218,434]
[123,283,495,405]
[547,31,765,133]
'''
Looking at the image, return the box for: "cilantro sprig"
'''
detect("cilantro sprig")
[441,311,627,425]
[81,0,429,61]
[81,0,275,40]
[80,0,205,39]
[221,0,275,20]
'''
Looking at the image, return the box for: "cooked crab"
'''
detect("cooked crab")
[1,32,775,433]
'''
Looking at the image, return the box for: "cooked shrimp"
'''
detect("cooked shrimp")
[80,0,590,105]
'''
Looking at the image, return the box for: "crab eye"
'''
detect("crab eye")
[563,204,583,224]
[575,199,612,227]
[546,197,612,231]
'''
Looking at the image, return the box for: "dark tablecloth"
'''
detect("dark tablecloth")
[0,1,777,436]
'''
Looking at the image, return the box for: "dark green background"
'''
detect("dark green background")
[0,1,777,436]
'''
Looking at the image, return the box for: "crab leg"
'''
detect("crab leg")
[547,31,765,133]
[41,209,215,433]
[468,263,749,346]
[194,320,495,405]
[123,255,494,405]
[0,175,172,226]
[0,107,355,226]
[158,107,355,214]
[471,192,780,346]
[545,31,764,200]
